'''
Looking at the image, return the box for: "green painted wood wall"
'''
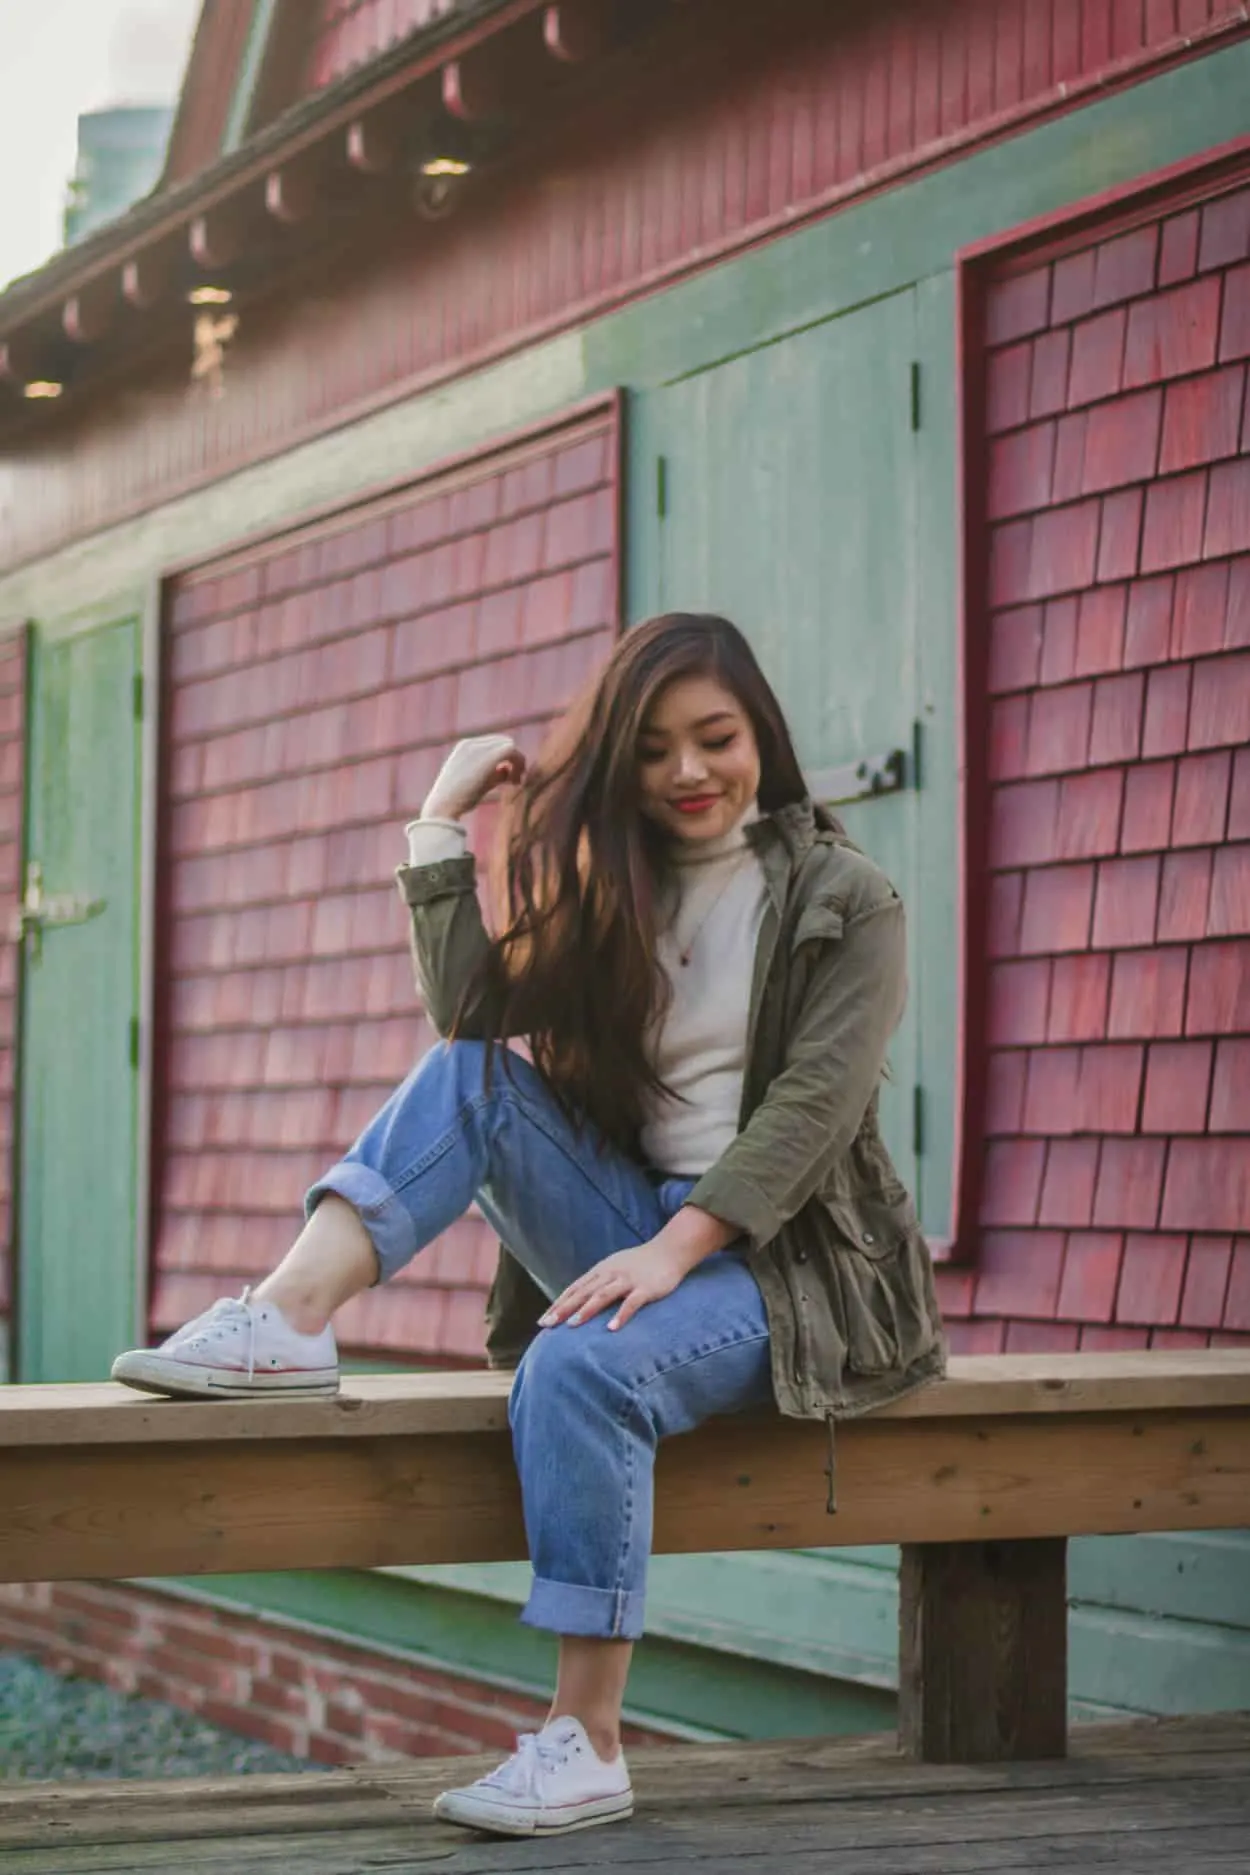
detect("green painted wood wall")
[4,38,1249,1735]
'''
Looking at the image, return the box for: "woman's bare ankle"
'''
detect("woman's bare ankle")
[251,1278,331,1337]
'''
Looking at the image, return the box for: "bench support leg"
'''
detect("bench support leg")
[898,1537,1068,1763]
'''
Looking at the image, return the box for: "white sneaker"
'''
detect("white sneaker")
[433,1716,633,1837]
[110,1289,340,1399]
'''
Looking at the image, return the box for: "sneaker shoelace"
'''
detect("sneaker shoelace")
[481,1732,573,1799]
[173,1287,262,1380]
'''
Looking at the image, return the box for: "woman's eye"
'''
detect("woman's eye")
[638,747,667,766]
[703,734,736,752]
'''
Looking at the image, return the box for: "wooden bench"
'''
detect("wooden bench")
[3,1350,1249,1766]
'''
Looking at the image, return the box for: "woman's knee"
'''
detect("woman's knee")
[511,1322,644,1428]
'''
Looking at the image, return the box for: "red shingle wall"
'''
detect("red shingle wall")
[153,413,618,1360]
[303,0,455,91]
[8,0,1247,570]
[0,627,24,1339]
[939,177,1250,1354]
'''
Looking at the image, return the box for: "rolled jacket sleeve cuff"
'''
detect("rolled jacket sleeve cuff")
[686,1166,781,1251]
[395,853,478,906]
[404,817,468,867]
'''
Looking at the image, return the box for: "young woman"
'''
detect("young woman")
[113,613,945,1838]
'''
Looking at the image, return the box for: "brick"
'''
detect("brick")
[988,606,1043,693]
[1087,672,1143,766]
[1204,457,1250,560]
[1115,1233,1188,1325]
[1229,559,1250,651]
[1093,1138,1165,1229]
[1141,1039,1213,1133]
[988,423,1056,519]
[1026,683,1092,775]
[985,1050,1028,1134]
[988,871,1024,957]
[989,519,1033,607]
[1210,843,1250,937]
[990,780,1059,867]
[1141,662,1192,757]
[1092,855,1159,948]
[1158,364,1245,474]
[1039,597,1078,686]
[1077,1042,1144,1133]
[1048,953,1111,1041]
[1197,186,1250,272]
[1189,649,1250,750]
[989,694,1031,780]
[1081,1324,1150,1348]
[1230,749,1250,840]
[1068,307,1126,407]
[974,1229,1066,1315]
[1222,1241,1250,1333]
[1161,1139,1250,1234]
[1056,1230,1124,1321]
[988,960,1052,1044]
[1171,561,1231,659]
[979,1141,1046,1226]
[1158,209,1200,288]
[1096,488,1144,582]
[1019,864,1095,954]
[945,1319,1008,1354]
[1219,263,1250,363]
[1123,276,1222,388]
[1038,1139,1100,1226]
[1171,750,1230,848]
[988,266,1052,345]
[1029,329,1072,419]
[1075,586,1127,675]
[1120,760,1174,853]
[1139,470,1208,573]
[1122,575,1173,668]
[987,341,1033,434]
[1180,1236,1233,1328]
[1107,945,1188,1038]
[1082,387,1162,494]
[1150,1327,1212,1348]
[1054,768,1124,860]
[1022,1046,1081,1133]
[1092,225,1159,310]
[1209,1037,1250,1131]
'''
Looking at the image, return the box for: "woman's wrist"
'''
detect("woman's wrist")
[661,1203,737,1270]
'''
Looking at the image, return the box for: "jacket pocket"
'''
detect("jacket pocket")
[789,900,844,951]
[821,1191,913,1263]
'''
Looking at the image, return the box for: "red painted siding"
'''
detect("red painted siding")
[303,0,456,91]
[943,167,1250,1353]
[5,0,1245,571]
[152,408,619,1361]
[0,626,25,1342]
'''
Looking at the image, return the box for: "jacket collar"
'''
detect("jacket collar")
[745,796,819,909]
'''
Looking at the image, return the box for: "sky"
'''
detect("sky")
[0,0,202,290]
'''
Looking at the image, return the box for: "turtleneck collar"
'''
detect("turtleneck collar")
[667,800,761,867]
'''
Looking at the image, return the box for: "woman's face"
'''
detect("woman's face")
[635,673,762,846]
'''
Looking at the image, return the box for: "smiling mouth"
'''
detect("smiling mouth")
[671,796,721,814]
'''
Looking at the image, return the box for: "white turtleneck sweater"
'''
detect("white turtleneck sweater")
[405,806,768,1177]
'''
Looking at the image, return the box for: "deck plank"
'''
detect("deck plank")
[0,1717,1246,1873]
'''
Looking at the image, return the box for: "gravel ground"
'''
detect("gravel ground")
[0,1653,315,1782]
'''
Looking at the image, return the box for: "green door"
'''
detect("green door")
[16,615,142,1381]
[639,291,926,1208]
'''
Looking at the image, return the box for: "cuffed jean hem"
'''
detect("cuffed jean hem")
[520,1575,647,1642]
[305,1163,415,1280]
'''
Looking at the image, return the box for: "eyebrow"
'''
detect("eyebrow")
[640,710,738,738]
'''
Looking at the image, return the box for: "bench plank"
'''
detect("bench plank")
[2,1351,1250,1447]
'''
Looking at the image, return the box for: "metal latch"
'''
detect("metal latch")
[807,748,907,807]
[8,861,106,960]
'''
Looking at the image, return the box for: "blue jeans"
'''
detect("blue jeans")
[307,1040,773,1640]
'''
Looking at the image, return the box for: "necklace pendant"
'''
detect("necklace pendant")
[679,950,691,967]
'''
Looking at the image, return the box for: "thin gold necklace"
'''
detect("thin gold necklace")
[671,848,754,967]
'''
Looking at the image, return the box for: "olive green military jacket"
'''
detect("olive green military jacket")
[395,799,946,1421]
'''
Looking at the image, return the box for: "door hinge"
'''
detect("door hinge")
[909,361,922,432]
[129,1016,140,1068]
[656,455,669,519]
[913,1084,925,1157]
[133,672,144,719]
[912,717,924,792]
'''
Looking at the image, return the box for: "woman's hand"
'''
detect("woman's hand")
[539,1207,738,1331]
[421,735,526,822]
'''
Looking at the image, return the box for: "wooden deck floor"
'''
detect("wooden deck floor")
[1,1714,1247,1873]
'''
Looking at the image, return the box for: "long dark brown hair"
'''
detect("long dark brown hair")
[459,614,808,1151]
